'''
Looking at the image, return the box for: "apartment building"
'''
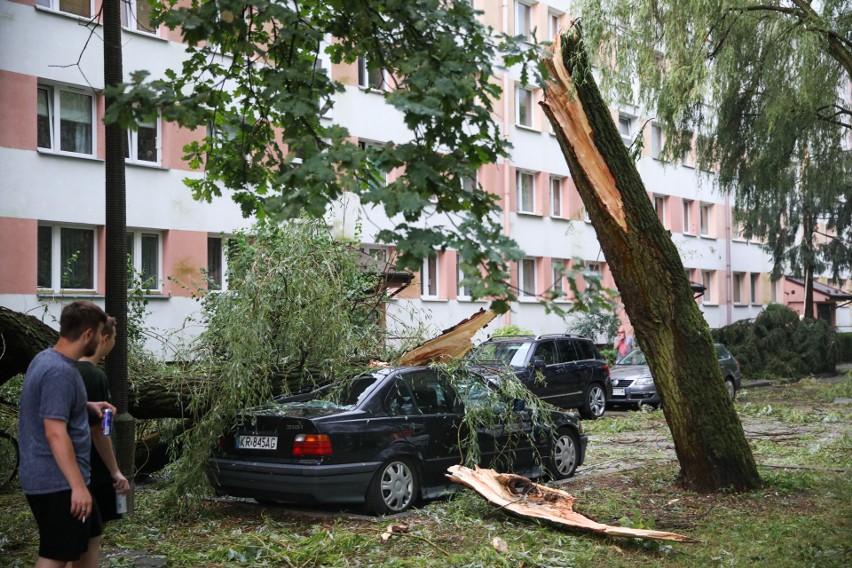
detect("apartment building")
[0,0,846,352]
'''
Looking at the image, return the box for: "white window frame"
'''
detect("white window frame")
[702,270,714,304]
[700,202,713,236]
[750,273,759,304]
[421,252,439,298]
[37,83,96,157]
[515,85,534,128]
[127,230,162,291]
[733,272,744,304]
[516,171,535,213]
[35,0,94,18]
[548,12,560,42]
[654,195,667,227]
[37,224,98,292]
[122,0,158,35]
[516,1,532,41]
[651,124,663,159]
[682,199,694,235]
[456,254,469,299]
[207,235,229,291]
[617,114,633,146]
[358,56,386,91]
[551,259,564,297]
[358,140,389,186]
[550,176,563,218]
[519,257,537,298]
[127,114,161,165]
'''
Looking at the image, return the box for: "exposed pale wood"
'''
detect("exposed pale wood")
[447,465,697,542]
[395,308,496,366]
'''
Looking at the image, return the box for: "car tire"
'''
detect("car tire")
[548,427,580,480]
[579,383,607,419]
[365,457,419,515]
[725,379,737,401]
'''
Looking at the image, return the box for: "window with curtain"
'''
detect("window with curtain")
[127,231,161,290]
[520,258,536,297]
[517,171,535,213]
[37,84,93,155]
[37,225,96,290]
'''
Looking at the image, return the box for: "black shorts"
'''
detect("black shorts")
[25,487,103,562]
[91,482,123,523]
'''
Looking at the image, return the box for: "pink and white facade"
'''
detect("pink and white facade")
[1,0,848,351]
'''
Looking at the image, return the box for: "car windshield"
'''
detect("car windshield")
[322,375,381,406]
[470,340,533,367]
[617,349,647,365]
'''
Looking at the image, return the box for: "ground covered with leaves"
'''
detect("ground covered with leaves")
[1,375,849,567]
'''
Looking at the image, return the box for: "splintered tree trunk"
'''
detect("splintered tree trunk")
[541,27,760,492]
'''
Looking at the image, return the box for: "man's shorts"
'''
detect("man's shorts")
[91,482,123,523]
[25,487,104,562]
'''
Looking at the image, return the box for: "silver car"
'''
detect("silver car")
[608,343,741,408]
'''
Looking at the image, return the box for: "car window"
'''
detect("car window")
[402,370,459,414]
[471,340,532,367]
[573,339,596,360]
[715,344,731,361]
[617,349,646,365]
[385,378,420,416]
[556,340,579,363]
[324,375,381,406]
[533,340,558,365]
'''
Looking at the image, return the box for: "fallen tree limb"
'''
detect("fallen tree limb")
[447,465,697,543]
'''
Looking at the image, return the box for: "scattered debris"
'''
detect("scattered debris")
[380,522,410,542]
[447,465,697,543]
[490,536,509,553]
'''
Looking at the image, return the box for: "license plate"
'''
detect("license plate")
[612,388,625,396]
[236,435,278,450]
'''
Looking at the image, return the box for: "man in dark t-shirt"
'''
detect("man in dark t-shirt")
[77,316,130,524]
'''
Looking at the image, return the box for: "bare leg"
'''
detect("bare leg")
[34,557,66,568]
[70,536,101,568]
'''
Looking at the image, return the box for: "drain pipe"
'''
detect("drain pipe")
[501,0,513,328]
[724,194,733,325]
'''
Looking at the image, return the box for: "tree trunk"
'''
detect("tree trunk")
[0,307,59,387]
[540,26,760,492]
[103,0,135,503]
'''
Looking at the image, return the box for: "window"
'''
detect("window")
[421,252,438,297]
[651,124,663,159]
[519,258,536,297]
[771,279,778,303]
[617,115,633,146]
[654,195,667,227]
[460,171,477,193]
[35,0,92,18]
[516,2,532,40]
[550,177,563,217]
[358,140,388,186]
[516,171,535,213]
[551,259,564,296]
[127,231,160,290]
[208,236,224,291]
[121,0,157,33]
[516,86,533,127]
[700,203,713,236]
[733,272,744,304]
[456,255,468,298]
[750,273,759,304]
[126,116,160,164]
[358,56,385,90]
[37,84,94,156]
[37,225,96,291]
[548,12,560,41]
[682,199,694,234]
[701,270,714,303]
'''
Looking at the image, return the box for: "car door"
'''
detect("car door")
[528,340,564,403]
[570,339,599,405]
[553,339,583,407]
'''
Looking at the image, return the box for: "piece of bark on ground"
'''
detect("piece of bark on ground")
[447,465,697,542]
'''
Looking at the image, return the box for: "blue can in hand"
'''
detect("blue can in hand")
[102,408,113,436]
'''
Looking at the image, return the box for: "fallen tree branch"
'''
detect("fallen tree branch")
[447,465,697,543]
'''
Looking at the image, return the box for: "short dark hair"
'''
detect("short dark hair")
[102,316,117,339]
[59,301,107,341]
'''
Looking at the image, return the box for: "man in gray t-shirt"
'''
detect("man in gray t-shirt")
[19,301,113,568]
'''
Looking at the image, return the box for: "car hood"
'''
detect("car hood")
[609,364,652,379]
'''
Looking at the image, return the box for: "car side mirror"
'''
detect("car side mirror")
[532,356,546,370]
[512,399,526,412]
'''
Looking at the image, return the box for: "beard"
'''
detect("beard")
[83,331,100,357]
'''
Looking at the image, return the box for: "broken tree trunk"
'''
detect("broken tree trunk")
[540,25,760,492]
[395,308,496,366]
[0,306,59,387]
[448,465,696,542]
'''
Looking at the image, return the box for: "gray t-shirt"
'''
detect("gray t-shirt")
[19,348,91,494]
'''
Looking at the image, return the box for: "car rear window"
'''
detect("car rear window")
[572,340,596,360]
[470,340,532,367]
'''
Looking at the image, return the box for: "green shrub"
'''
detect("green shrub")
[837,333,852,363]
[492,324,533,337]
[712,304,837,379]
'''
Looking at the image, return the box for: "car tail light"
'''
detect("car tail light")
[603,364,611,377]
[292,434,332,457]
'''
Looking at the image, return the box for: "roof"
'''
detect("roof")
[785,277,852,301]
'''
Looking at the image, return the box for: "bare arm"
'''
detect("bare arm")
[43,418,91,520]
[90,426,130,495]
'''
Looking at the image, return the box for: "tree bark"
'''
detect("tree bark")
[540,26,760,492]
[0,307,59,387]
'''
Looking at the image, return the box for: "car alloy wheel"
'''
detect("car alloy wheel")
[550,427,580,479]
[725,379,736,401]
[580,384,606,419]
[366,457,418,514]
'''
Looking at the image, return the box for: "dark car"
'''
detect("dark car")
[467,334,612,419]
[207,365,587,515]
[609,343,742,407]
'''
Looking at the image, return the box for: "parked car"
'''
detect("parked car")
[608,343,742,407]
[207,365,588,514]
[467,334,612,419]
